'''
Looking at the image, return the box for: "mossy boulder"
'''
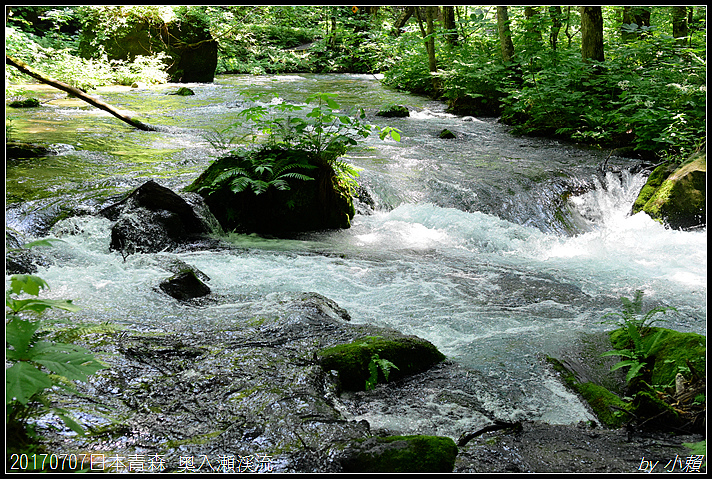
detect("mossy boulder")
[439,129,457,139]
[8,98,41,108]
[185,148,355,235]
[376,104,410,118]
[609,327,706,388]
[78,8,217,83]
[169,87,195,96]
[547,357,632,428]
[552,327,705,432]
[632,150,706,230]
[339,435,458,473]
[317,335,446,392]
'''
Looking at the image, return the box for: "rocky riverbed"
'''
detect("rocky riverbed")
[32,291,704,473]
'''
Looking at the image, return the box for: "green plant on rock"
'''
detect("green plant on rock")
[6,274,105,448]
[365,353,399,391]
[204,92,401,195]
[202,150,316,195]
[600,290,676,385]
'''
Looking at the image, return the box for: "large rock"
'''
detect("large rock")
[78,7,218,83]
[102,180,220,255]
[632,150,706,230]
[185,148,355,235]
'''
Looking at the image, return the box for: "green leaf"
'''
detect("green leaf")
[5,316,41,356]
[609,359,640,372]
[53,408,86,436]
[6,362,53,405]
[9,274,49,296]
[31,341,105,381]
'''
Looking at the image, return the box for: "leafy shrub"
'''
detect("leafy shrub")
[600,290,676,385]
[204,92,401,194]
[6,274,105,448]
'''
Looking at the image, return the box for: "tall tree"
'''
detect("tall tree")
[391,6,413,37]
[548,6,563,50]
[671,6,689,46]
[414,6,440,93]
[580,6,604,63]
[442,6,458,47]
[496,6,515,63]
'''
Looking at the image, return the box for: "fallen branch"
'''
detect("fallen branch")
[6,55,158,132]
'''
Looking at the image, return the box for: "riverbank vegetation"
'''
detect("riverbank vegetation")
[6,6,705,163]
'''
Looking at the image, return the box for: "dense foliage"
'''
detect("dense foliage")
[6,6,706,161]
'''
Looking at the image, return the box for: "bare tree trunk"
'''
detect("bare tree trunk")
[391,6,413,36]
[580,7,605,63]
[549,6,563,50]
[6,55,157,131]
[497,6,515,63]
[442,6,458,47]
[671,6,689,46]
[414,6,440,94]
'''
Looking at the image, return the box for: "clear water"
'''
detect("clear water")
[6,74,706,425]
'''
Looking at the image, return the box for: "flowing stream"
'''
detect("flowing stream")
[6,74,707,425]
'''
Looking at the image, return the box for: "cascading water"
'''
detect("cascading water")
[6,74,706,426]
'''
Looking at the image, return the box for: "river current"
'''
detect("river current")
[6,73,707,425]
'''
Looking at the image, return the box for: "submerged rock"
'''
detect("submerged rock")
[34,291,704,473]
[438,129,456,139]
[158,270,211,300]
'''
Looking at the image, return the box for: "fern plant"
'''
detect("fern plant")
[365,353,399,391]
[6,274,106,444]
[600,290,676,384]
[202,151,316,196]
[204,92,400,197]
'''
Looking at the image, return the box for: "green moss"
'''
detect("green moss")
[632,163,675,214]
[341,435,457,473]
[376,104,409,118]
[318,336,446,391]
[610,327,706,387]
[547,357,632,428]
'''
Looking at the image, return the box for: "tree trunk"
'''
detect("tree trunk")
[497,6,515,63]
[442,6,458,47]
[414,7,440,94]
[549,6,563,50]
[391,6,413,37]
[580,7,605,63]
[671,6,689,46]
[6,55,157,132]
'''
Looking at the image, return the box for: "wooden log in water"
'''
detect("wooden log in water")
[6,54,158,132]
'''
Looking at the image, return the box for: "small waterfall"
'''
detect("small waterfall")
[568,170,649,229]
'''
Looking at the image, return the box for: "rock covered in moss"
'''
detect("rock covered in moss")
[185,148,355,235]
[338,435,458,473]
[317,335,446,391]
[9,98,41,108]
[551,327,706,433]
[376,104,410,118]
[632,150,706,230]
[170,87,195,96]
[439,129,456,139]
